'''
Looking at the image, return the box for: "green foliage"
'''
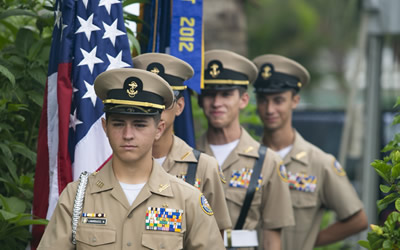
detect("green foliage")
[359,97,400,249]
[0,194,48,250]
[0,0,55,247]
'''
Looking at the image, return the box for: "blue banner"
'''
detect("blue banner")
[170,0,203,94]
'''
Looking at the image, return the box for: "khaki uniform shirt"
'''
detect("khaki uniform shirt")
[197,128,295,231]
[162,135,232,230]
[279,131,364,250]
[38,160,225,250]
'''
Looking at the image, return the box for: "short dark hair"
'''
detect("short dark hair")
[105,112,162,125]
[197,87,247,108]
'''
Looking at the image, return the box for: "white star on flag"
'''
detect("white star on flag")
[69,108,83,131]
[78,46,104,74]
[102,19,126,46]
[54,4,62,28]
[75,14,101,41]
[82,0,89,9]
[99,0,121,14]
[82,80,98,107]
[106,51,131,71]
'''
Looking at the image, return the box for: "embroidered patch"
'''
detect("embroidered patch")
[200,194,213,215]
[145,207,183,232]
[332,160,346,176]
[229,168,262,189]
[177,174,201,189]
[287,172,317,192]
[277,163,289,182]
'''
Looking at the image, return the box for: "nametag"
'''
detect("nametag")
[82,218,107,225]
[224,230,258,247]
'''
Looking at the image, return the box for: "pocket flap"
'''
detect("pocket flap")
[225,188,261,207]
[75,227,116,246]
[291,192,318,208]
[142,232,183,249]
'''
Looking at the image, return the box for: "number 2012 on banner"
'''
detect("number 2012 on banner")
[179,17,195,52]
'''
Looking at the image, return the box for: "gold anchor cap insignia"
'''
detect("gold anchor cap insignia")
[261,65,272,80]
[126,81,138,98]
[209,63,220,78]
[150,66,160,74]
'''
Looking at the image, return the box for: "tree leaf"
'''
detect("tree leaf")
[15,28,36,55]
[0,209,18,220]
[0,9,37,20]
[371,160,391,183]
[122,0,149,8]
[395,199,400,212]
[11,143,36,164]
[0,142,13,160]
[391,163,400,179]
[392,115,400,126]
[28,66,47,85]
[378,193,400,209]
[358,240,371,249]
[0,156,18,182]
[394,96,400,108]
[27,90,44,107]
[127,31,141,55]
[0,197,26,214]
[0,64,16,86]
[380,184,391,193]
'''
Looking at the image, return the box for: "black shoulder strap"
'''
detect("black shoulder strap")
[235,145,267,230]
[186,149,201,185]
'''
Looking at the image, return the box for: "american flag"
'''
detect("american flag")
[32,0,132,247]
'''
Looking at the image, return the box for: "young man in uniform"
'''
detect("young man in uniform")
[132,53,232,233]
[252,54,368,250]
[37,68,225,249]
[197,49,295,250]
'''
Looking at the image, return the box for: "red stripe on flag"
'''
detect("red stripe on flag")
[57,63,73,192]
[32,80,50,250]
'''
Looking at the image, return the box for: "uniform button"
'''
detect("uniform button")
[160,243,165,249]
[127,242,132,246]
[92,237,97,242]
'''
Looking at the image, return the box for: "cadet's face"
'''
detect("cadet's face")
[200,89,249,129]
[256,91,299,132]
[102,114,164,164]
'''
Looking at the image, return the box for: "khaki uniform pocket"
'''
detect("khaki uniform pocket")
[75,226,116,249]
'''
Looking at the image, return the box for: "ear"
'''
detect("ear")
[175,96,185,117]
[101,117,108,136]
[239,92,249,110]
[292,94,300,109]
[155,120,166,141]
